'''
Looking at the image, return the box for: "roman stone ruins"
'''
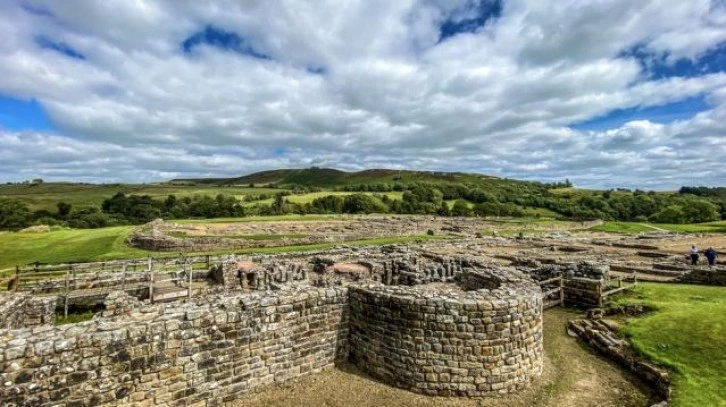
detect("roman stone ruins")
[0,228,721,406]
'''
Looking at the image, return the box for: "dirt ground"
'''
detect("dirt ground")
[657,234,726,255]
[234,309,653,407]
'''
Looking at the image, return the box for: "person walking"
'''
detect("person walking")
[705,247,717,267]
[690,245,700,266]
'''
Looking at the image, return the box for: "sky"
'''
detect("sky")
[0,1,725,189]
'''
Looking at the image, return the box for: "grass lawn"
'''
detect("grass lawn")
[592,221,726,234]
[615,283,726,406]
[0,226,446,272]
[0,226,147,271]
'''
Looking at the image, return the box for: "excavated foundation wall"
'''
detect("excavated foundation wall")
[677,268,726,286]
[348,279,543,397]
[0,288,349,407]
[1,265,545,405]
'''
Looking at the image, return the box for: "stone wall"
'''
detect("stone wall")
[0,288,349,407]
[563,277,605,307]
[1,248,552,405]
[676,268,726,286]
[0,293,56,329]
[528,262,609,308]
[348,273,543,397]
[0,294,27,329]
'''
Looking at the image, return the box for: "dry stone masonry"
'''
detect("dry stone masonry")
[349,269,543,397]
[1,288,349,406]
[9,233,698,406]
[1,245,548,406]
[0,294,56,329]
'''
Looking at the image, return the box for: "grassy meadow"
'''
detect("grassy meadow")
[0,224,445,272]
[590,221,726,234]
[615,283,726,406]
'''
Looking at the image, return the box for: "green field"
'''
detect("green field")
[242,191,404,206]
[0,226,445,272]
[616,283,726,406]
[0,182,284,211]
[591,221,726,234]
[0,227,147,271]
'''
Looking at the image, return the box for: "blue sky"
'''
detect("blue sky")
[0,0,725,189]
[0,95,54,131]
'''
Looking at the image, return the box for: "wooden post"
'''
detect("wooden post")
[64,266,70,318]
[121,263,127,291]
[559,275,564,307]
[14,265,20,292]
[148,256,154,304]
[206,255,211,270]
[597,283,603,308]
[187,262,193,301]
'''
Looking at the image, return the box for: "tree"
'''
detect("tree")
[56,202,72,219]
[0,198,32,230]
[681,200,719,223]
[342,194,386,214]
[451,200,472,217]
[651,205,684,224]
[273,194,287,214]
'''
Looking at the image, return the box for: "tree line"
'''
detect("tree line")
[0,182,723,231]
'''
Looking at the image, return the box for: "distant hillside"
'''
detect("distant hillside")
[171,167,505,187]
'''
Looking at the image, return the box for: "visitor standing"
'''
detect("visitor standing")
[705,247,717,267]
[690,245,700,266]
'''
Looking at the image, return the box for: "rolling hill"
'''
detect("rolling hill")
[171,167,505,187]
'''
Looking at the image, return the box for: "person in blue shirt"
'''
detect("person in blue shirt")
[705,247,717,267]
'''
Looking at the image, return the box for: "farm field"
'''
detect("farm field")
[616,283,726,407]
[0,182,284,211]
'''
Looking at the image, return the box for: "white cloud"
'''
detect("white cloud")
[0,0,724,189]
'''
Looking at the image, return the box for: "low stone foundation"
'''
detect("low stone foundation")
[676,268,726,286]
[568,318,671,402]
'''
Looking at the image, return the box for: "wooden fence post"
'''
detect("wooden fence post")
[187,261,193,301]
[148,256,154,304]
[121,263,127,291]
[64,266,70,318]
[597,283,603,308]
[14,266,20,292]
[559,275,565,307]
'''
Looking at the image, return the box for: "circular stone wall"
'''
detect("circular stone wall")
[348,269,543,397]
